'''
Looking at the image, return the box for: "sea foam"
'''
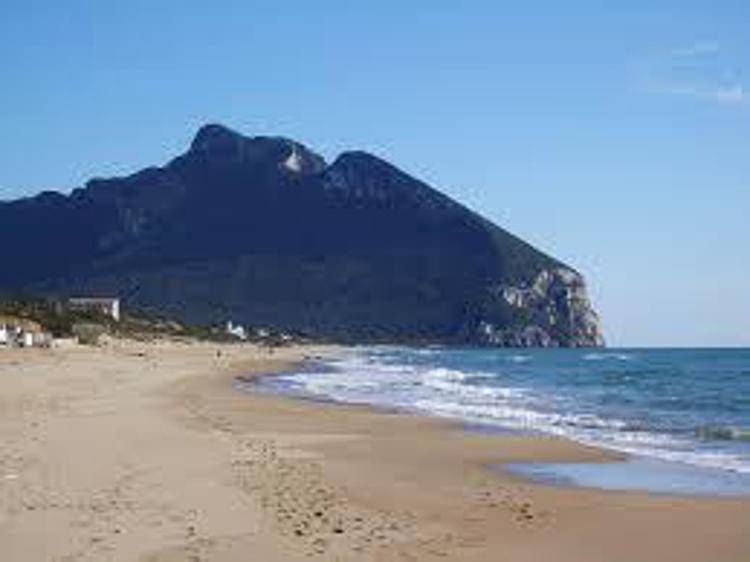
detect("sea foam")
[258,346,750,477]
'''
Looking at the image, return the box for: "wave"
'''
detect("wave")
[413,347,442,356]
[412,399,631,433]
[411,399,750,474]
[420,368,527,401]
[506,354,532,363]
[583,352,634,362]
[423,367,470,382]
[697,426,750,442]
[258,348,750,476]
[584,439,750,475]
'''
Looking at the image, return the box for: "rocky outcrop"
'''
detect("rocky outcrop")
[0,124,605,347]
[474,268,604,347]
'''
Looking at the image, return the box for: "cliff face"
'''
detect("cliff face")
[475,268,605,347]
[0,124,604,347]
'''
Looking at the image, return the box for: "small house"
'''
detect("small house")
[226,321,247,341]
[0,317,49,348]
[31,332,53,348]
[68,297,121,322]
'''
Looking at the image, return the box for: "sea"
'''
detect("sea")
[254,346,750,496]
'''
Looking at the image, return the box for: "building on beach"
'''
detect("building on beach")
[226,320,247,341]
[68,297,121,322]
[0,318,51,348]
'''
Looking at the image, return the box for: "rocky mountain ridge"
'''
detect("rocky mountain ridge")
[0,124,604,347]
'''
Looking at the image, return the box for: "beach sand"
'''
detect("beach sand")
[0,340,748,561]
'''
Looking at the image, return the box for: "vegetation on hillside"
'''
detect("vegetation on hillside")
[0,295,308,346]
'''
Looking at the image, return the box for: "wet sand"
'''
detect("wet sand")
[0,340,748,561]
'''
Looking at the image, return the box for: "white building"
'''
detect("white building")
[226,321,247,341]
[68,298,121,321]
[0,320,49,348]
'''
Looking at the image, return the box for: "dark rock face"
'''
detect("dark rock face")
[0,124,604,347]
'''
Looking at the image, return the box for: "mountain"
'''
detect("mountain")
[0,124,604,346]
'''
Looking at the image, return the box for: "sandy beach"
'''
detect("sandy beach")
[1,340,749,561]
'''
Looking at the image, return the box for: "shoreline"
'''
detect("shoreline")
[207,346,750,560]
[1,340,749,561]
[247,351,750,499]
[246,381,750,500]
[241,353,630,459]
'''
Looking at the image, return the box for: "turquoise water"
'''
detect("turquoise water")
[258,347,750,495]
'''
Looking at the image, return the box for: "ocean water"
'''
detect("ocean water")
[256,346,750,494]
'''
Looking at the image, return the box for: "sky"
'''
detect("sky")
[1,1,748,347]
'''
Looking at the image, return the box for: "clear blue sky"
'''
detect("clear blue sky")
[2,1,748,347]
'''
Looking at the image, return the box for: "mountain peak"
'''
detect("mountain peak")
[189,123,244,153]
[280,140,327,175]
[188,123,326,175]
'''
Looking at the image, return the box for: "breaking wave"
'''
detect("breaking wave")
[256,347,750,477]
